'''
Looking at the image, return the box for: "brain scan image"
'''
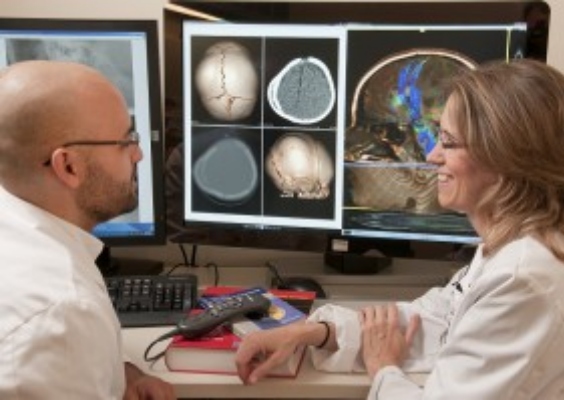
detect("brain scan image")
[194,41,259,122]
[267,57,335,125]
[266,132,334,200]
[345,49,477,214]
[193,136,258,206]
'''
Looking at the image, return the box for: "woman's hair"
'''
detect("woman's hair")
[449,59,564,260]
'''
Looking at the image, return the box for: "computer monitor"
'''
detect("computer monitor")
[179,21,525,235]
[166,2,547,265]
[183,22,346,234]
[341,24,527,245]
[0,19,166,271]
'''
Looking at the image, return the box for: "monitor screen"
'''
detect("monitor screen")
[342,24,526,245]
[183,22,346,233]
[0,19,166,246]
[179,20,527,246]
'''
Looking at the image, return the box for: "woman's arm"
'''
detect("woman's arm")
[235,319,334,384]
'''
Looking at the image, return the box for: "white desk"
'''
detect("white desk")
[123,325,427,399]
[124,259,450,398]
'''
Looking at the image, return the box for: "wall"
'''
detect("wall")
[0,0,166,22]
[546,0,563,70]
[1,0,562,272]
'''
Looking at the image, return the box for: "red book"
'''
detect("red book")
[164,326,306,377]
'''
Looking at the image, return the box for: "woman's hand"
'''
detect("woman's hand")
[359,303,420,379]
[235,321,323,384]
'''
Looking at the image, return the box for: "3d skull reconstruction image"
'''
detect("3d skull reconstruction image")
[267,57,335,125]
[345,50,477,214]
[266,132,334,200]
[194,41,259,121]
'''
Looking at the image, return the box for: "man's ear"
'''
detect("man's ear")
[49,148,83,189]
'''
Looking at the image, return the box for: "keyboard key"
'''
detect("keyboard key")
[104,274,198,327]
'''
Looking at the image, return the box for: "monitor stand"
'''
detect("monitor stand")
[95,246,163,277]
[324,250,392,275]
[324,237,412,275]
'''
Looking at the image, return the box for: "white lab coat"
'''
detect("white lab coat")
[308,236,564,399]
[0,185,127,399]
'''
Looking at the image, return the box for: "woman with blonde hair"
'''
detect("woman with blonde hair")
[235,59,564,399]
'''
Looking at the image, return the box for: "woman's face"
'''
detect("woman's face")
[426,96,498,219]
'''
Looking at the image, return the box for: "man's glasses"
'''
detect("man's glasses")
[437,128,466,150]
[43,130,140,166]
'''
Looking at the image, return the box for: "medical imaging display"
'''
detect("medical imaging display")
[183,21,527,242]
[267,57,335,125]
[6,38,135,111]
[263,37,340,129]
[193,40,260,122]
[191,127,261,214]
[184,23,345,231]
[0,19,165,246]
[5,37,145,225]
[263,130,336,220]
[265,132,334,200]
[342,26,527,242]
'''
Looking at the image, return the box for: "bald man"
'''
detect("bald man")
[0,61,175,399]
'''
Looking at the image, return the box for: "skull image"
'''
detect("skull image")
[266,132,334,199]
[194,41,258,121]
[267,57,335,125]
[346,49,477,213]
[193,136,258,206]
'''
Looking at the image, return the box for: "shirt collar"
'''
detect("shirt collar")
[0,184,104,261]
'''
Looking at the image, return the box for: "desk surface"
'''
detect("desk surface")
[123,324,427,399]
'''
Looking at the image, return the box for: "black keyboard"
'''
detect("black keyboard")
[105,274,198,328]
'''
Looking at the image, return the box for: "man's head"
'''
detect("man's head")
[0,60,142,230]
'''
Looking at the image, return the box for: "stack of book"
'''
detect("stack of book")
[164,325,306,376]
[164,286,314,377]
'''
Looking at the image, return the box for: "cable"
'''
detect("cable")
[167,244,199,275]
[190,244,198,266]
[265,261,286,286]
[204,262,219,286]
[169,244,219,286]
[179,243,190,265]
[143,326,181,363]
[144,244,210,362]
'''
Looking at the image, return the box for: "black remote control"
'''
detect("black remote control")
[176,292,271,339]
